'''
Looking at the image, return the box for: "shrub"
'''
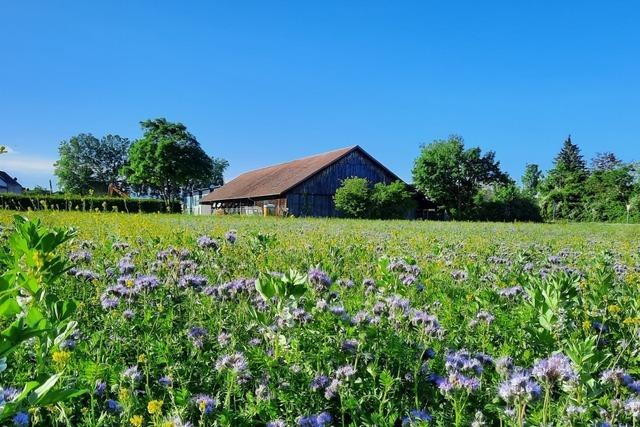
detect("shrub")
[370,181,416,219]
[0,194,181,213]
[333,177,371,218]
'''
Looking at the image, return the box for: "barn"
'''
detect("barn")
[200,146,403,217]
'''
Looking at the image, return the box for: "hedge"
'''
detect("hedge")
[0,194,182,213]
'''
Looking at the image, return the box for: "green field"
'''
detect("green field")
[1,211,639,426]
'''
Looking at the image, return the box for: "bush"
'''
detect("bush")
[334,178,415,219]
[371,181,416,219]
[472,184,542,222]
[333,177,370,218]
[0,193,181,213]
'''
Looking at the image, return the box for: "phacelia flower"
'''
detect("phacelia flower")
[532,353,577,386]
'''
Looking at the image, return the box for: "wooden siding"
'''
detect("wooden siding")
[286,150,395,217]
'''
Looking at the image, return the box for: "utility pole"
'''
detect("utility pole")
[49,179,53,195]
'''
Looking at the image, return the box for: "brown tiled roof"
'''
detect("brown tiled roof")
[202,146,361,203]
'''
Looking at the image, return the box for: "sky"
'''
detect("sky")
[1,1,639,189]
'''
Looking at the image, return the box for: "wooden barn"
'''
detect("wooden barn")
[200,146,403,217]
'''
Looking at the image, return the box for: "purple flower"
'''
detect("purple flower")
[134,275,160,290]
[324,378,341,399]
[267,421,286,427]
[70,250,92,263]
[75,269,100,281]
[308,268,332,292]
[600,368,633,387]
[2,387,20,402]
[225,231,237,244]
[498,371,542,404]
[335,364,356,379]
[310,375,330,391]
[159,375,173,387]
[106,399,123,414]
[532,353,577,385]
[625,398,640,419]
[118,256,135,274]
[193,394,216,414]
[12,412,29,426]
[100,295,119,310]
[402,409,432,426]
[187,326,208,348]
[179,274,208,291]
[94,380,107,396]
[122,365,142,383]
[298,411,332,427]
[215,352,249,374]
[497,286,525,299]
[197,235,219,250]
[341,339,359,353]
[123,309,135,320]
[217,331,231,347]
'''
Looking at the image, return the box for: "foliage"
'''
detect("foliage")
[412,135,509,218]
[0,211,639,425]
[472,184,542,222]
[334,178,415,219]
[521,164,543,197]
[582,163,636,222]
[333,177,371,218]
[0,216,87,420]
[55,134,130,194]
[124,118,227,202]
[0,193,181,213]
[539,136,589,220]
[370,181,416,219]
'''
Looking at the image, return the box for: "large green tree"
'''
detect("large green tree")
[54,133,130,194]
[412,135,509,217]
[583,159,635,221]
[540,136,589,220]
[124,118,227,202]
[521,163,543,197]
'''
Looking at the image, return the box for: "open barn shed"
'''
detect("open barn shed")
[200,146,403,217]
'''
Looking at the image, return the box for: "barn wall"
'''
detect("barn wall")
[286,150,396,217]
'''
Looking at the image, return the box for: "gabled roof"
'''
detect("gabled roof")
[0,171,22,188]
[201,146,399,203]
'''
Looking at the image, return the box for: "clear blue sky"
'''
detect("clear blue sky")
[1,1,638,189]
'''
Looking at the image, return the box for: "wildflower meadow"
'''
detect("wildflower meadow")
[1,211,639,426]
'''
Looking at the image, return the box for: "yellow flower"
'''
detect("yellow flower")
[623,316,640,325]
[465,293,474,302]
[137,354,147,363]
[607,304,621,314]
[582,320,591,330]
[147,399,163,415]
[52,350,71,364]
[130,415,144,426]
[118,387,130,401]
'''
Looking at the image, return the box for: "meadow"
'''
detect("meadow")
[1,211,639,426]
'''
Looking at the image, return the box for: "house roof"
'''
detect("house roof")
[201,145,399,203]
[0,171,22,188]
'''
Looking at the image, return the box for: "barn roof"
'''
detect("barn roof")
[201,145,399,203]
[0,171,22,188]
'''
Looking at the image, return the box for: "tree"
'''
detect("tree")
[591,152,622,171]
[521,164,543,197]
[333,177,371,218]
[473,183,542,222]
[370,181,415,219]
[412,135,509,218]
[54,133,130,194]
[124,118,226,202]
[540,136,589,220]
[583,161,635,221]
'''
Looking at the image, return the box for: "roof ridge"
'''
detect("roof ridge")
[236,146,357,175]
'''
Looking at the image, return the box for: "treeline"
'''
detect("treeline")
[334,135,638,222]
[51,118,228,203]
[0,194,181,213]
[411,135,638,222]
